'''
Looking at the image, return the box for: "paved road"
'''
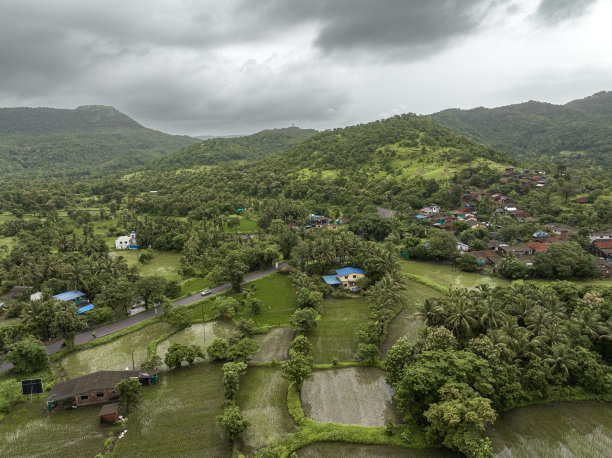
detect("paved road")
[0,263,289,372]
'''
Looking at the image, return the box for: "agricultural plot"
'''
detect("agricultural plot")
[224,216,259,234]
[381,280,442,357]
[0,402,106,457]
[487,401,612,458]
[297,442,457,457]
[236,367,296,453]
[308,297,370,364]
[250,327,294,364]
[301,367,398,427]
[231,273,298,327]
[109,250,181,279]
[112,362,231,458]
[400,260,509,290]
[60,321,172,378]
[156,321,234,365]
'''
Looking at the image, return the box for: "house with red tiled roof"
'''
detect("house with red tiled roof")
[590,240,612,262]
[527,242,548,252]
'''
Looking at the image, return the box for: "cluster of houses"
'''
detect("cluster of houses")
[414,200,612,278]
[0,287,95,315]
[503,167,548,189]
[302,214,346,231]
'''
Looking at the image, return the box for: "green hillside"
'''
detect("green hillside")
[0,105,198,178]
[151,126,317,171]
[431,91,612,167]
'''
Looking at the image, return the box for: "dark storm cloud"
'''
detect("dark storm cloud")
[246,0,498,61]
[535,0,598,25]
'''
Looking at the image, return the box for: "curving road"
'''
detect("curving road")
[0,263,288,372]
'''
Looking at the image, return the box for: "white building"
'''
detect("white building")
[115,231,139,250]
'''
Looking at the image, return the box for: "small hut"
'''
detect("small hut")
[99,402,121,423]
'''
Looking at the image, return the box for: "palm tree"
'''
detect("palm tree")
[444,293,478,345]
[535,323,569,348]
[543,344,578,378]
[571,309,607,340]
[478,296,506,332]
[525,306,547,337]
[367,275,403,310]
[415,298,446,327]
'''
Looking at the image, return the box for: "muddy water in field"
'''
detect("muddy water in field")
[297,442,458,457]
[61,321,172,377]
[156,321,234,364]
[301,367,398,426]
[488,401,612,457]
[250,326,294,363]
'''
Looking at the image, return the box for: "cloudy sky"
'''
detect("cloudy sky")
[1,0,610,136]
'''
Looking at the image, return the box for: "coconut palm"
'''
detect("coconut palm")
[535,322,569,348]
[478,296,506,332]
[571,308,607,340]
[444,293,478,345]
[525,306,548,337]
[415,297,446,327]
[543,344,578,378]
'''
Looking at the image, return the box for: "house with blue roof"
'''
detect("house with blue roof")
[322,267,365,292]
[53,291,95,315]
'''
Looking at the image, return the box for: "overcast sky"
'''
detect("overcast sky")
[1,0,610,136]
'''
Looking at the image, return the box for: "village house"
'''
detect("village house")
[547,224,580,236]
[307,215,330,228]
[420,203,441,215]
[53,290,94,315]
[526,242,548,252]
[590,241,612,262]
[589,230,612,243]
[498,245,535,256]
[468,250,502,268]
[47,370,158,410]
[457,242,470,252]
[115,230,139,250]
[322,267,365,292]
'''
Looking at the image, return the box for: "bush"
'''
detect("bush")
[217,401,248,442]
[207,338,228,361]
[86,305,115,324]
[7,336,49,373]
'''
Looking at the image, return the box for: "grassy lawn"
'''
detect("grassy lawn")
[236,366,296,454]
[231,274,298,328]
[60,321,172,378]
[308,297,370,364]
[180,276,214,297]
[400,259,510,290]
[382,280,442,357]
[250,327,294,364]
[112,362,232,457]
[0,402,107,457]
[109,250,181,280]
[301,367,398,426]
[225,216,259,234]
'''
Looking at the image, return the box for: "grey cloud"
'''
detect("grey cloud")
[535,0,598,25]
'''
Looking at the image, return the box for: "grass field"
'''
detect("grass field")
[236,366,296,453]
[180,276,214,297]
[109,250,181,279]
[382,280,442,357]
[250,327,294,364]
[156,321,234,365]
[301,367,398,426]
[400,260,510,289]
[308,297,370,364]
[297,442,458,457]
[0,236,17,252]
[60,321,172,378]
[0,402,107,457]
[112,362,232,457]
[224,216,259,234]
[231,273,298,327]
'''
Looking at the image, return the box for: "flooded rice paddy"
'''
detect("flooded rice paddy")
[156,321,234,365]
[400,260,509,289]
[297,442,458,457]
[60,321,172,378]
[236,367,295,452]
[301,367,398,426]
[382,280,442,357]
[250,327,294,364]
[488,400,612,457]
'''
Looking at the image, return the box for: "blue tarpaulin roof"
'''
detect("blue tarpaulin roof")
[77,303,94,314]
[336,267,365,277]
[322,275,342,285]
[53,291,86,301]
[415,215,427,219]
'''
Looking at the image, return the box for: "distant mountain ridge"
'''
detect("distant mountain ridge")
[431,91,612,167]
[152,126,318,170]
[0,105,198,178]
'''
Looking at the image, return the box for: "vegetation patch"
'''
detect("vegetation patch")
[400,260,508,290]
[156,321,234,365]
[60,321,172,377]
[111,362,231,457]
[296,442,455,457]
[308,297,370,364]
[250,327,294,364]
[0,402,106,457]
[235,366,296,453]
[301,367,398,426]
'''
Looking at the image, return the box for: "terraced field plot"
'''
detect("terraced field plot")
[250,327,294,364]
[60,321,172,378]
[0,402,106,457]
[301,367,398,426]
[112,362,231,457]
[382,280,442,357]
[297,442,458,457]
[236,367,295,453]
[488,401,612,458]
[308,297,370,364]
[156,321,234,365]
[400,260,509,289]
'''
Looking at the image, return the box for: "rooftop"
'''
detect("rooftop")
[47,370,142,402]
[336,267,365,277]
[53,291,86,302]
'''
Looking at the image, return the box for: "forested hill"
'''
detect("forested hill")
[261,114,509,177]
[431,91,612,167]
[0,105,198,178]
[150,126,317,171]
